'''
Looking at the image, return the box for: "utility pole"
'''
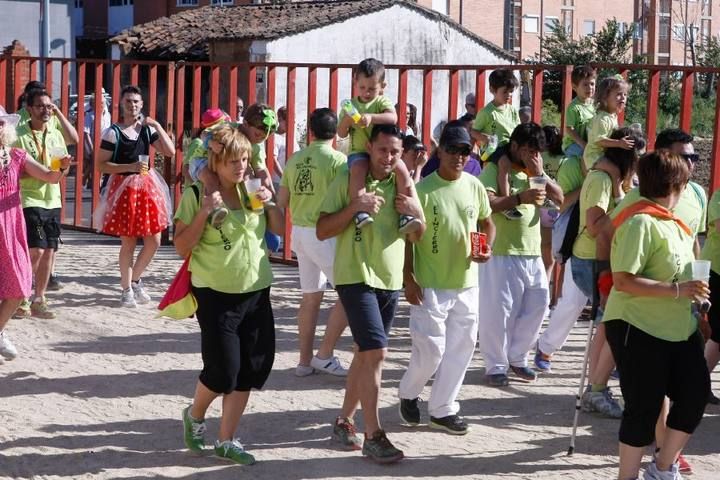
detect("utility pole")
[40,0,50,80]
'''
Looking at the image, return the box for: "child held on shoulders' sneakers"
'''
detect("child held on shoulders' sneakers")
[562,66,597,159]
[337,58,422,234]
[582,75,634,175]
[471,69,521,220]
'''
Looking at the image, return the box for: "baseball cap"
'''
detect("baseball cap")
[439,125,472,148]
[465,93,476,105]
[201,108,229,129]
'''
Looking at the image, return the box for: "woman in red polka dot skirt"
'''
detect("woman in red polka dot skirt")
[95,86,176,308]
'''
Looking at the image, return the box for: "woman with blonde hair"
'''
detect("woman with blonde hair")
[174,124,284,465]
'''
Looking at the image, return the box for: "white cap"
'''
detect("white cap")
[0,106,20,129]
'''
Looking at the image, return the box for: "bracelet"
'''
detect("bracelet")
[673,281,679,300]
[515,193,521,206]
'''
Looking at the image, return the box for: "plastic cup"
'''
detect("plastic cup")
[691,260,711,281]
[138,154,149,175]
[49,147,65,171]
[528,176,547,205]
[245,178,265,214]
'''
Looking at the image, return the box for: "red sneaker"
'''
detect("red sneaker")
[677,454,693,475]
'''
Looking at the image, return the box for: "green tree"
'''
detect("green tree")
[697,35,720,97]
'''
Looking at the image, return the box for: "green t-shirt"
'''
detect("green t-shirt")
[18,107,63,133]
[583,110,618,171]
[184,138,205,167]
[479,162,540,256]
[343,95,395,155]
[603,213,696,342]
[573,169,615,260]
[319,167,405,290]
[281,140,347,227]
[542,152,564,180]
[174,182,272,294]
[702,188,720,274]
[556,156,584,194]
[472,102,520,147]
[15,124,67,209]
[414,172,492,289]
[612,183,706,238]
[562,97,596,151]
[252,143,266,171]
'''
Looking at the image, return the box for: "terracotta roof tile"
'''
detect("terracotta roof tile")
[111,0,515,61]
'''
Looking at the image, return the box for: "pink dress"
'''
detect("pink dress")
[0,148,32,299]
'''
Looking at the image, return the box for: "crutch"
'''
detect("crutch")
[567,261,600,456]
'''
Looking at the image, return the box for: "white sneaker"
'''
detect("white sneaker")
[294,364,314,377]
[644,459,683,480]
[121,288,137,308]
[132,280,151,305]
[310,355,348,377]
[0,330,17,360]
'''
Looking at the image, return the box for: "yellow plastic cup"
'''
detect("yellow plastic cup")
[245,178,265,214]
[49,147,65,171]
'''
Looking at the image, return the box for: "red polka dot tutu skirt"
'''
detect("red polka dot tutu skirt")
[94,171,172,237]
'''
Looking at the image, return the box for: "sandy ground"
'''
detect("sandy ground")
[0,230,718,480]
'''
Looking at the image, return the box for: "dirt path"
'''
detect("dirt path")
[1,231,718,479]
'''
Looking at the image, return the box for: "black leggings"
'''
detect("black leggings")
[193,286,275,394]
[605,320,709,447]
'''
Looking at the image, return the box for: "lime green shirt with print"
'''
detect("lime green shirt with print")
[15,124,67,209]
[343,95,395,155]
[556,156,584,194]
[573,170,615,260]
[603,214,696,342]
[612,183,706,238]
[251,143,266,171]
[174,182,272,294]
[320,166,405,290]
[542,152,564,180]
[479,162,540,256]
[472,101,520,147]
[414,172,492,289]
[562,97,596,152]
[583,110,618,170]
[281,140,347,227]
[702,188,720,274]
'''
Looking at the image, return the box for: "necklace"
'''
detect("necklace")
[0,146,10,189]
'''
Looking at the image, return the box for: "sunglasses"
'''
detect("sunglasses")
[681,153,700,163]
[444,144,472,156]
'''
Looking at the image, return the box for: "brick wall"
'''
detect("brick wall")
[2,41,31,112]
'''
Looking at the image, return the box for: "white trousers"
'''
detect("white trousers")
[538,257,589,355]
[398,287,479,418]
[477,255,548,375]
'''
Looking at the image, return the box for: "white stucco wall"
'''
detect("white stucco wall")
[251,5,517,143]
[108,4,134,36]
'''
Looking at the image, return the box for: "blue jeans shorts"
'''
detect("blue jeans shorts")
[336,283,400,351]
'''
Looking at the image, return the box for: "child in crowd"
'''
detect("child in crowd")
[337,58,422,233]
[582,75,634,174]
[472,70,521,219]
[540,125,564,276]
[562,66,597,158]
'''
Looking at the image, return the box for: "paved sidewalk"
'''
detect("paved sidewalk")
[1,231,718,479]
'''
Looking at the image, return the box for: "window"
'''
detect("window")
[701,19,711,43]
[431,0,449,16]
[177,0,199,6]
[632,21,643,40]
[561,0,574,6]
[544,16,559,34]
[211,0,234,4]
[509,1,521,52]
[561,9,573,36]
[673,24,685,41]
[659,0,671,14]
[74,0,83,7]
[110,0,133,5]
[524,15,539,33]
[582,20,595,36]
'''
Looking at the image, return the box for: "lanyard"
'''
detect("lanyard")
[30,127,48,165]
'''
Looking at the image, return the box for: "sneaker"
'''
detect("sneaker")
[610,368,620,380]
[510,365,538,381]
[12,300,31,319]
[0,330,18,360]
[502,207,523,220]
[643,459,683,480]
[677,454,692,475]
[46,274,62,291]
[430,415,469,435]
[30,298,56,319]
[294,364,314,377]
[214,438,255,465]
[708,391,720,405]
[534,347,552,372]
[121,288,137,308]
[398,215,422,235]
[131,279,152,305]
[362,429,404,464]
[354,211,373,229]
[332,417,362,451]
[581,387,623,419]
[310,355,348,377]
[182,405,207,454]
[209,207,229,229]
[398,398,420,426]
[487,373,510,387]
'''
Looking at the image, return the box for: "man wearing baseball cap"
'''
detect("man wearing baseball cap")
[420,120,482,178]
[398,124,494,434]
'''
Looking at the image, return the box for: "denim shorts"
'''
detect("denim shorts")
[571,255,605,322]
[347,152,370,167]
[336,283,400,351]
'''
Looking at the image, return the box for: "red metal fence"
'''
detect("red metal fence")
[2,56,719,263]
